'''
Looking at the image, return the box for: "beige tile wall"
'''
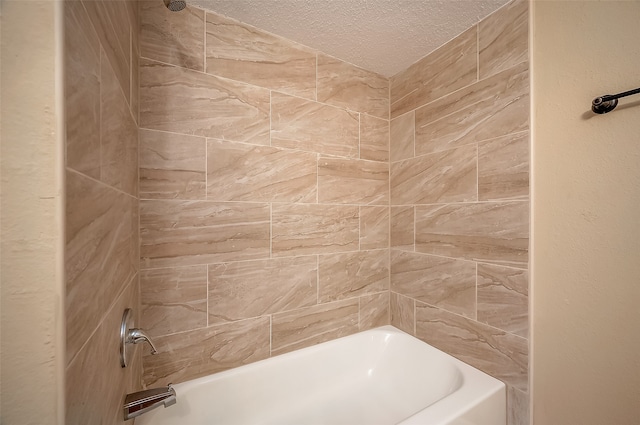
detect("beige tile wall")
[137,1,529,423]
[64,0,141,423]
[389,1,530,424]
[138,2,390,387]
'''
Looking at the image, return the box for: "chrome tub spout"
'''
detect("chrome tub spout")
[123,384,176,420]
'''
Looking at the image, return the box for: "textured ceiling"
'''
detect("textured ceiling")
[190,0,511,77]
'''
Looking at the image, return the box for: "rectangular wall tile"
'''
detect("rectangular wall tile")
[390,292,414,335]
[360,206,389,250]
[391,251,476,318]
[66,171,137,364]
[271,300,359,356]
[66,279,140,425]
[143,317,270,386]
[415,202,529,268]
[360,292,390,330]
[140,200,270,268]
[390,111,414,162]
[272,204,359,257]
[318,250,389,303]
[208,257,317,323]
[101,49,138,196]
[271,92,359,158]
[206,12,316,98]
[140,58,270,144]
[65,0,100,178]
[360,114,389,162]
[479,0,528,79]
[508,386,530,425]
[391,207,414,250]
[317,53,389,119]
[477,264,529,338]
[390,26,477,118]
[318,157,389,205]
[391,144,477,205]
[139,129,206,200]
[140,2,205,71]
[478,132,529,201]
[140,266,208,338]
[416,303,528,391]
[101,0,131,67]
[207,139,317,202]
[82,0,130,103]
[415,61,529,155]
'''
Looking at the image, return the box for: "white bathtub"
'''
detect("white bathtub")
[136,326,505,425]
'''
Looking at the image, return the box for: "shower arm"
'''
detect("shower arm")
[591,86,640,114]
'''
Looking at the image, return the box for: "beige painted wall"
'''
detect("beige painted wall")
[531,1,640,424]
[0,1,65,424]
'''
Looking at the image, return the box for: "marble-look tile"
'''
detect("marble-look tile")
[508,386,530,425]
[391,144,477,205]
[415,303,528,391]
[139,129,206,200]
[318,250,389,303]
[66,278,140,425]
[271,92,359,158]
[415,62,529,155]
[317,54,389,119]
[140,58,270,144]
[101,49,138,196]
[65,170,137,363]
[65,0,100,178]
[206,12,316,99]
[101,0,131,67]
[360,292,390,330]
[391,207,414,250]
[391,251,476,318]
[208,256,317,323]
[479,0,529,79]
[360,114,389,162]
[82,0,130,103]
[271,299,359,355]
[478,132,529,201]
[318,157,389,205]
[360,206,389,250]
[390,291,414,335]
[478,264,529,338]
[207,139,317,203]
[390,111,414,162]
[271,204,359,257]
[140,266,207,337]
[140,1,204,71]
[390,26,477,118]
[143,317,270,386]
[140,200,270,268]
[415,202,529,268]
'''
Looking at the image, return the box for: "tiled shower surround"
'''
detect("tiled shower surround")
[64,0,141,423]
[136,0,529,424]
[138,0,391,386]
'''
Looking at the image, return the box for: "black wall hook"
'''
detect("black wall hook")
[592,87,640,114]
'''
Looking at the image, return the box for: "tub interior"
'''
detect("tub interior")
[136,327,494,425]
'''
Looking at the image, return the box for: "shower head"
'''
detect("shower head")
[164,0,186,12]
